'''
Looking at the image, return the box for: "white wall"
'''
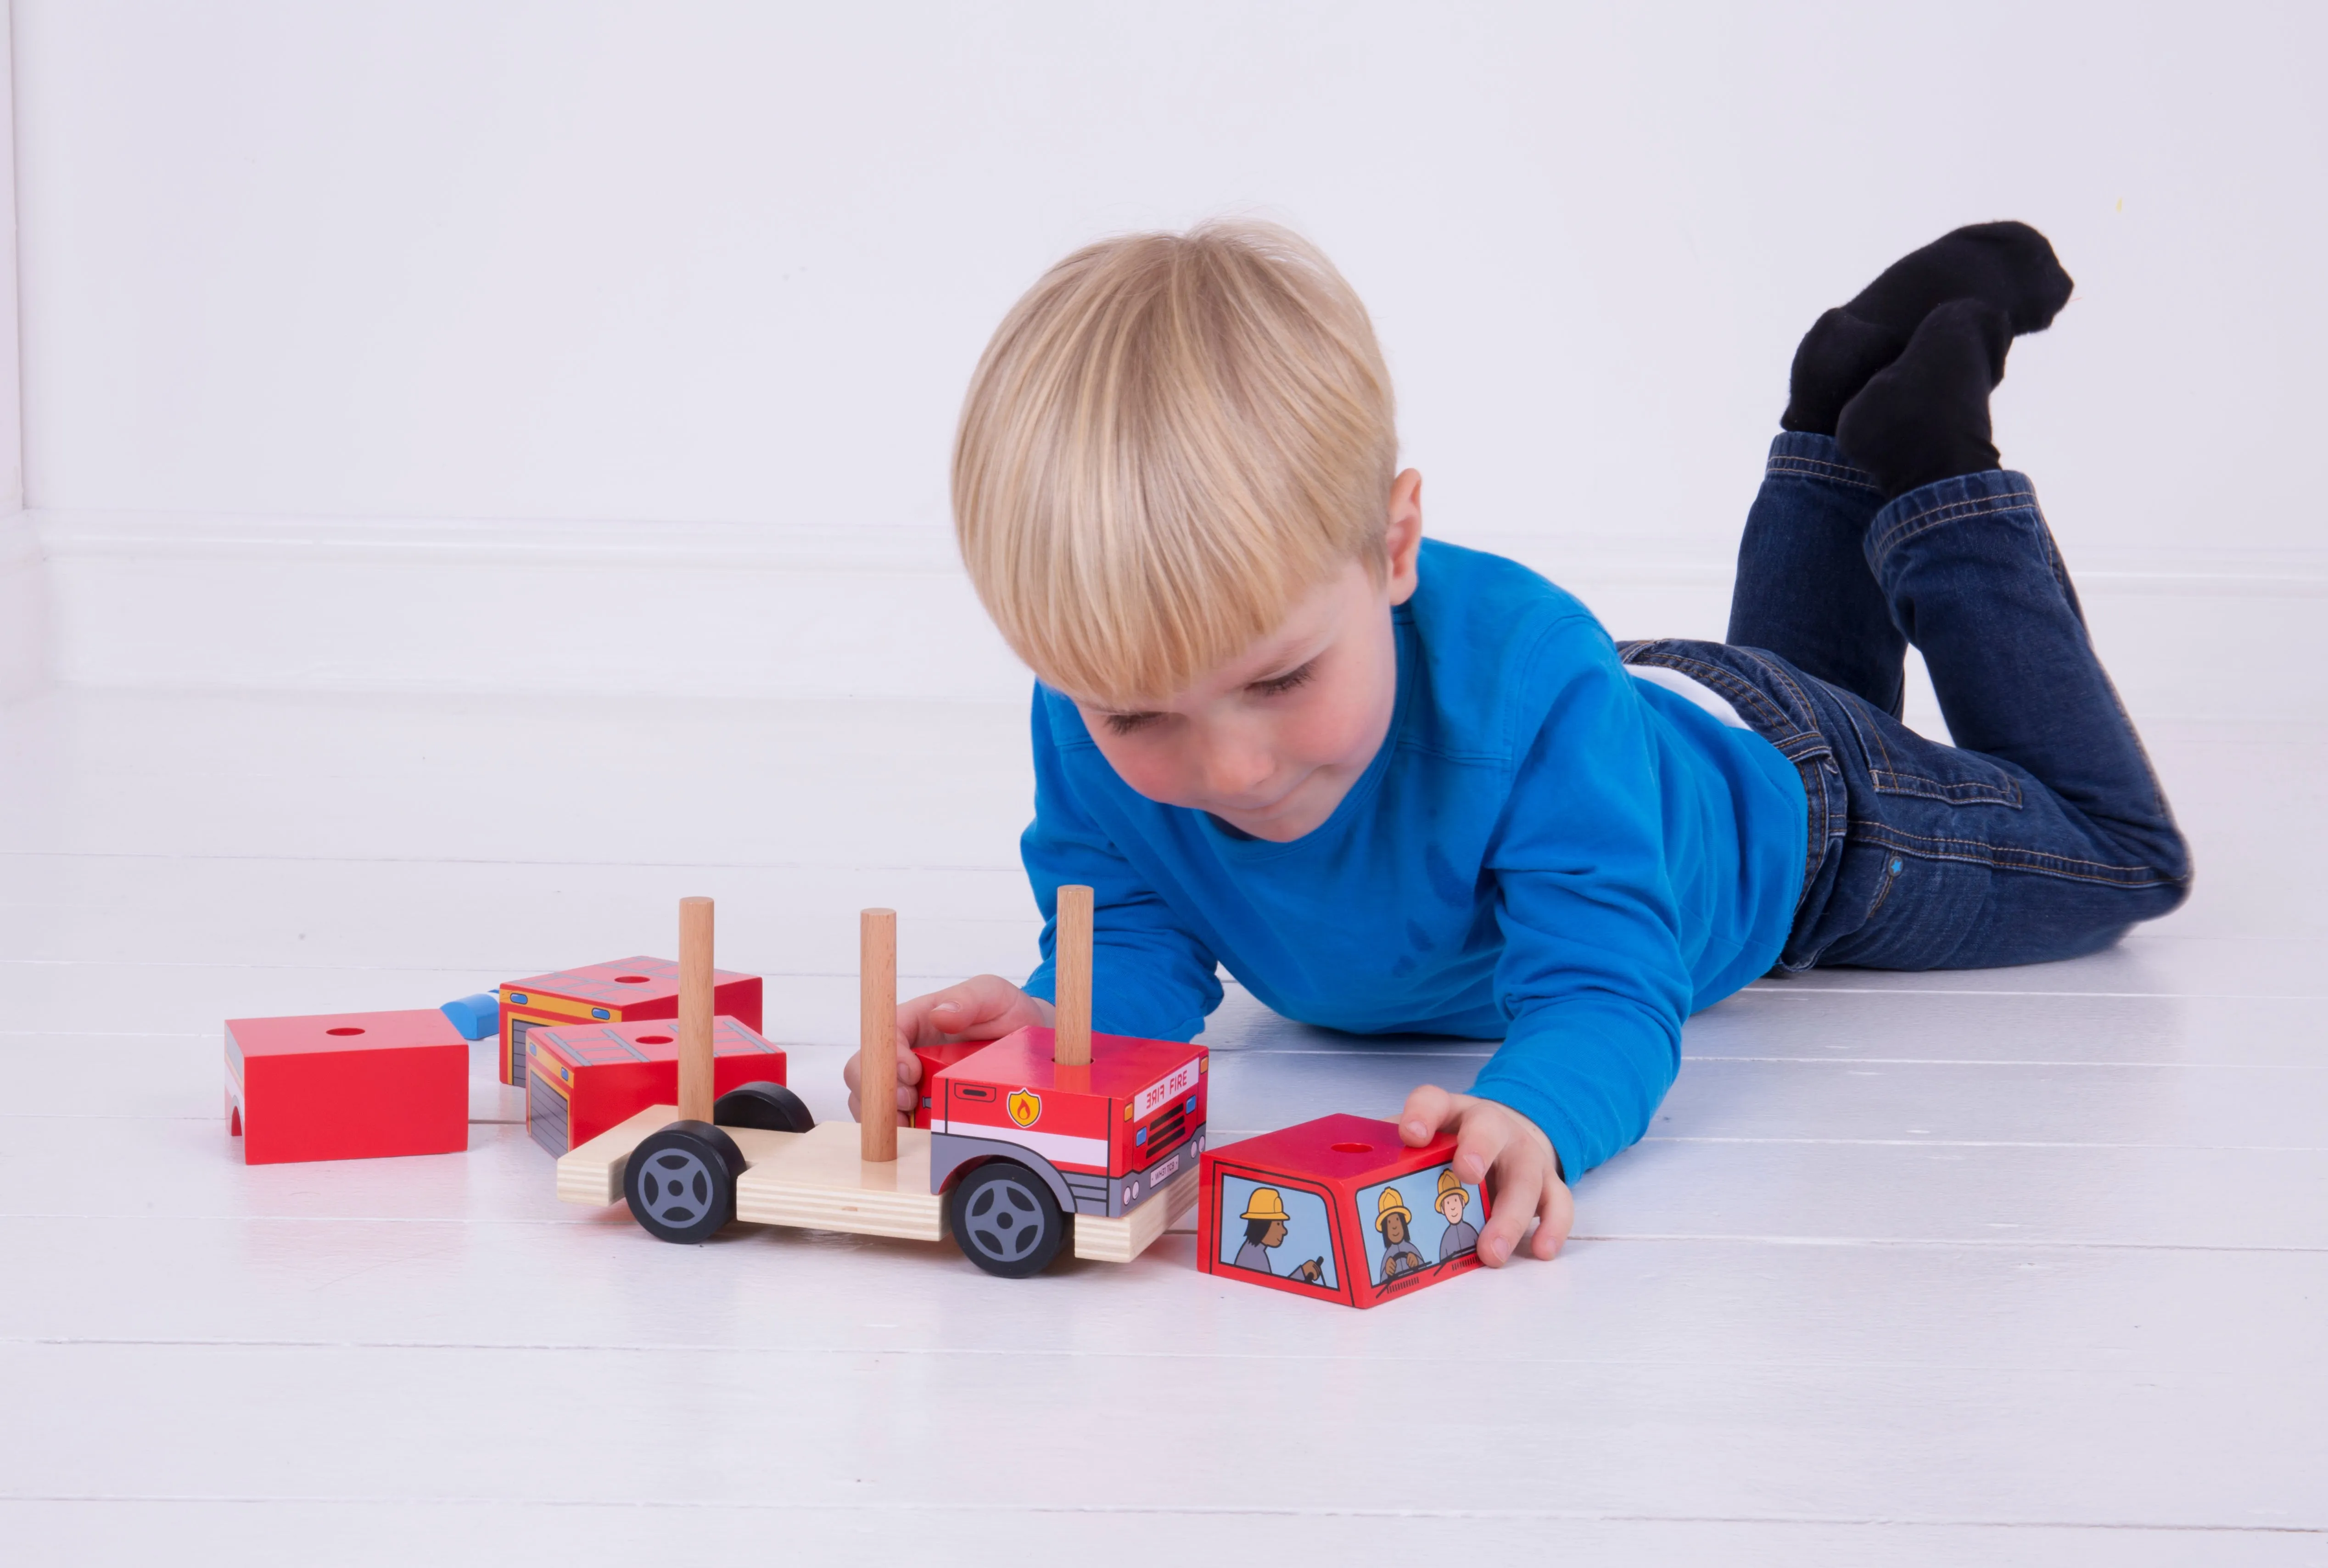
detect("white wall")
[0,1,36,701]
[11,1,2326,706]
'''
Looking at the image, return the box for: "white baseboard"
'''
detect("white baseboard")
[21,509,2328,721]
[38,511,1029,701]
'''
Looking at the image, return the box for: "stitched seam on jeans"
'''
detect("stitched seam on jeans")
[1848,821,2156,872]
[1882,486,2040,536]
[1846,824,2182,885]
[1766,454,1883,493]
[1866,767,2026,809]
[1796,761,1832,915]
[1841,692,1900,779]
[1735,649,1836,749]
[1747,656,1844,766]
[1853,846,2179,890]
[1869,487,2040,562]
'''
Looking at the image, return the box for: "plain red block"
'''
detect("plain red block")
[225,1009,469,1165]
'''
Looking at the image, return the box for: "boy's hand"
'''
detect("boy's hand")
[841,974,1055,1125]
[1398,1085,1573,1266]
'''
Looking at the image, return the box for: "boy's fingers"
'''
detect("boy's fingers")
[1398,1083,1460,1146]
[1478,1160,1541,1268]
[1530,1176,1576,1261]
[896,983,979,1047]
[1450,1108,1510,1189]
[950,974,1032,1024]
[900,975,1037,1050]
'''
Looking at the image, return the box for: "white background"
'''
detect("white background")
[5,3,2324,709]
[18,2,2326,548]
[6,11,2326,1559]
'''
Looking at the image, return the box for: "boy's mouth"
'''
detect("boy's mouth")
[1210,773,1308,819]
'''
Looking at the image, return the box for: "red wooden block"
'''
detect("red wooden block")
[907,1040,987,1130]
[1198,1114,1491,1308]
[225,1009,468,1165]
[495,956,761,1085]
[525,1016,789,1155]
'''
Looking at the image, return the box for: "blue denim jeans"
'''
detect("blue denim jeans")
[1622,433,2190,971]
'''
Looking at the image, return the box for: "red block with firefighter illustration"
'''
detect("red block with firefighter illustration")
[1197,1114,1490,1308]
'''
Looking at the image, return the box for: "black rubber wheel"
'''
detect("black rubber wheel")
[947,1161,1067,1278]
[713,1081,816,1133]
[623,1120,746,1244]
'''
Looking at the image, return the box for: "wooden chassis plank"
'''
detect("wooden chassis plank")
[735,1122,946,1241]
[1072,1166,1198,1263]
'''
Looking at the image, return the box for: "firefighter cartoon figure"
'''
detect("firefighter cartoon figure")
[1434,1167,1480,1262]
[1234,1187,1325,1283]
[1375,1187,1425,1282]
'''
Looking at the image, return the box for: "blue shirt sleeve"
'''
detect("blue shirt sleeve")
[1466,619,1695,1180]
[1020,690,1225,1042]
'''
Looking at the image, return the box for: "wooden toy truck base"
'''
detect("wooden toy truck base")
[557,1105,1195,1262]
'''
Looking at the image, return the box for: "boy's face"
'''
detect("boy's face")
[1074,471,1425,843]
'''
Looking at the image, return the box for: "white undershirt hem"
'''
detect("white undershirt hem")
[1627,663,1750,729]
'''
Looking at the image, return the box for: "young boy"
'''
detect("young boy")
[844,220,2190,1269]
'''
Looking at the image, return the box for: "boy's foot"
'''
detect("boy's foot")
[1834,297,2013,498]
[1780,221,2072,437]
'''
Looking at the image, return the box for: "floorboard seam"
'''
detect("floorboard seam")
[1,1495,2320,1532]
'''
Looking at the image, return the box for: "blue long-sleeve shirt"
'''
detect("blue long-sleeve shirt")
[1019,539,1807,1179]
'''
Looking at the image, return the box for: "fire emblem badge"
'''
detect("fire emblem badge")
[1007,1088,1042,1128]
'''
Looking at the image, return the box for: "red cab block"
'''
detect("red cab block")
[225,1009,469,1165]
[1198,1114,1491,1308]
[495,956,762,1085]
[928,1025,1206,1218]
[525,1016,788,1156]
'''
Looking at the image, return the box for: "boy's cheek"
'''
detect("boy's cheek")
[1090,734,1195,806]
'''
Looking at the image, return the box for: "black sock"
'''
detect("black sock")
[1835,298,2012,499]
[1781,221,2072,437]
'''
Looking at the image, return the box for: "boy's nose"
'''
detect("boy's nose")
[1198,744,1276,804]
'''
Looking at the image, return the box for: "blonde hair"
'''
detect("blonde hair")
[952,221,1398,707]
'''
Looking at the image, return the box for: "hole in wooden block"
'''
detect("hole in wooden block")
[636,1034,673,1044]
[615,975,651,984]
[325,1027,366,1036]
[1331,1142,1372,1154]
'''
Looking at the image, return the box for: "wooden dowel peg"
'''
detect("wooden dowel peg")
[677,896,715,1124]
[1054,884,1092,1067]
[860,907,898,1163]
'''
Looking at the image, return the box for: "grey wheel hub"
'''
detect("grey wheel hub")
[636,1147,715,1229]
[963,1175,1044,1263]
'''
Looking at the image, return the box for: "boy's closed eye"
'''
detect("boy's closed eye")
[1100,659,1319,736]
[1246,660,1317,698]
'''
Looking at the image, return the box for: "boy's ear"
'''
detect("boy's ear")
[1385,469,1424,606]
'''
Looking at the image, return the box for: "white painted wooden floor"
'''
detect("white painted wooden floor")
[2,688,2322,1565]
